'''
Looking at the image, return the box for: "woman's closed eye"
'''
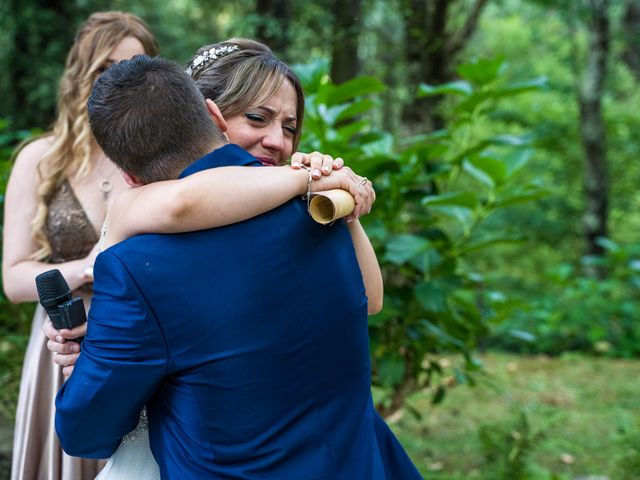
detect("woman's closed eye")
[283,124,297,136]
[245,113,297,137]
[245,113,265,123]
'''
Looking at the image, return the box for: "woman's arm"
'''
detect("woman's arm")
[2,138,95,303]
[105,165,375,247]
[348,220,383,314]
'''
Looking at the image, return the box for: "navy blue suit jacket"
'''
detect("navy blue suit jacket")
[55,144,422,479]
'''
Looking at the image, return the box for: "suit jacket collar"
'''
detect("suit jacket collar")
[179,143,261,178]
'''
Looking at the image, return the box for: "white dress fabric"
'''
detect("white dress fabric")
[94,411,159,480]
[94,220,160,480]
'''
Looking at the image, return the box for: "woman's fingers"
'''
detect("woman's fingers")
[349,175,375,221]
[46,338,80,355]
[291,151,344,178]
[52,351,80,367]
[332,157,345,170]
[59,323,87,340]
[290,152,305,169]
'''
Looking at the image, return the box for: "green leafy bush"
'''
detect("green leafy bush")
[295,58,546,414]
[489,239,640,358]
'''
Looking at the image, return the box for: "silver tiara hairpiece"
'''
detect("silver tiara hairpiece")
[186,44,239,76]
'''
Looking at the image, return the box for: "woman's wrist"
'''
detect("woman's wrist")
[66,257,93,289]
[288,165,312,196]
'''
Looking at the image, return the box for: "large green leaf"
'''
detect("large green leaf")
[411,248,445,276]
[422,191,478,209]
[384,234,430,265]
[417,81,473,97]
[449,140,491,165]
[503,149,533,180]
[427,205,474,228]
[332,119,369,143]
[321,77,386,106]
[495,182,548,207]
[415,281,448,313]
[457,58,505,86]
[463,160,496,189]
[317,103,352,125]
[335,99,376,123]
[377,354,406,388]
[467,155,507,186]
[361,132,395,157]
[487,135,531,147]
[419,320,466,349]
[292,58,329,93]
[458,236,524,255]
[492,76,548,98]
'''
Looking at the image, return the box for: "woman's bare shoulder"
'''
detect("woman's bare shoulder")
[12,135,55,172]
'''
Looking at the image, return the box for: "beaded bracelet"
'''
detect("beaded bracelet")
[299,165,313,215]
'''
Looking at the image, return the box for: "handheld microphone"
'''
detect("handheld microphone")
[35,269,87,343]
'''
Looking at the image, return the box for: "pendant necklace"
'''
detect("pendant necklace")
[97,160,118,201]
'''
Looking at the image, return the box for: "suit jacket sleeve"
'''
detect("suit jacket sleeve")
[55,250,168,458]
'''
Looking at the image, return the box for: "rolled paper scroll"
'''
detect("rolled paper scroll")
[309,189,355,225]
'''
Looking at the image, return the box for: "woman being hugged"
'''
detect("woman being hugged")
[102,38,383,312]
[2,11,158,480]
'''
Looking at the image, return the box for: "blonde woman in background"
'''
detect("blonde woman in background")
[2,12,157,480]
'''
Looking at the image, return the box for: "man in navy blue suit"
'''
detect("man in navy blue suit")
[55,55,422,479]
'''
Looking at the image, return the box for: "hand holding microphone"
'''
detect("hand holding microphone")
[36,269,87,343]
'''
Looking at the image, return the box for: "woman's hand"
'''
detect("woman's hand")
[80,243,100,284]
[43,319,85,377]
[290,151,345,179]
[311,167,375,221]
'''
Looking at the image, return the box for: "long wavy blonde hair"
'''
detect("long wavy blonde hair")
[29,11,158,260]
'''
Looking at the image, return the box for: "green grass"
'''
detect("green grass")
[1,332,639,479]
[390,353,640,479]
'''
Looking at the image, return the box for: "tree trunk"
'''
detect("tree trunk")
[621,0,640,80]
[578,0,610,275]
[401,0,433,130]
[401,0,489,132]
[330,0,363,84]
[255,0,293,60]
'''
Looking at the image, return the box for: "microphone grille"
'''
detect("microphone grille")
[35,269,71,303]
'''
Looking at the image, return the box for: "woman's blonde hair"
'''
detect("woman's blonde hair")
[186,38,305,156]
[29,11,158,260]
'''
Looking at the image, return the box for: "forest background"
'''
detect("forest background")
[0,0,639,478]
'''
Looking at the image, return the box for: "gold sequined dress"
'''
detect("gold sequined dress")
[11,180,105,480]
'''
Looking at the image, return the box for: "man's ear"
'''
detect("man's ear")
[120,170,144,187]
[205,98,228,137]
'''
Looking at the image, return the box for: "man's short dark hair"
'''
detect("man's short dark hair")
[88,55,225,182]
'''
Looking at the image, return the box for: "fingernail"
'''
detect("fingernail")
[313,168,321,178]
[322,166,330,173]
[56,336,64,343]
[71,344,80,353]
[292,161,300,168]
